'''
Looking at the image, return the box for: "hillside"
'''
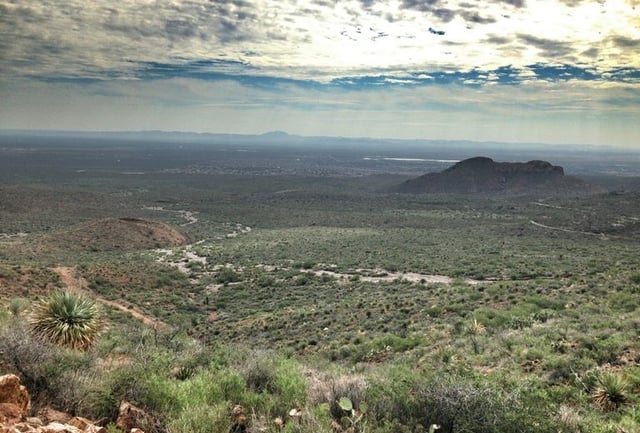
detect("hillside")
[395,156,600,194]
[40,217,189,252]
[2,138,640,433]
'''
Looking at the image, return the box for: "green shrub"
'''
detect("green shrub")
[8,297,28,317]
[367,367,554,433]
[216,268,241,284]
[167,402,229,433]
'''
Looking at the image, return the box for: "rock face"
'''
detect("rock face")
[395,156,595,194]
[0,374,143,433]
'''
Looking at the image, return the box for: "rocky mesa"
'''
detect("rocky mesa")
[394,156,598,194]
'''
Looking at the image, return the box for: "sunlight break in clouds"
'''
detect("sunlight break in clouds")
[0,0,639,147]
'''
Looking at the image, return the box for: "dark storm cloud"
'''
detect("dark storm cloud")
[518,34,574,58]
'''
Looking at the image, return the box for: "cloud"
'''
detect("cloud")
[581,47,599,58]
[1,0,639,82]
[517,34,574,59]
[460,10,497,24]
[500,0,526,7]
[399,0,456,22]
[611,36,640,48]
[0,0,639,148]
[485,35,512,44]
[557,0,585,6]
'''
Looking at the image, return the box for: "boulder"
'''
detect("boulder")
[0,375,30,419]
[116,402,150,433]
[39,422,83,433]
[0,375,113,433]
[67,418,106,433]
[35,409,70,425]
[0,403,23,425]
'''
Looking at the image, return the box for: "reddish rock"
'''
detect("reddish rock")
[0,403,23,425]
[0,375,107,433]
[35,409,70,426]
[67,418,105,433]
[116,402,150,433]
[0,375,30,418]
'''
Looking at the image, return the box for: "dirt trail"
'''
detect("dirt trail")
[142,206,198,226]
[53,266,87,290]
[97,298,170,330]
[529,220,607,238]
[52,266,170,330]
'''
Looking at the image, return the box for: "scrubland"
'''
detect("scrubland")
[1,136,639,432]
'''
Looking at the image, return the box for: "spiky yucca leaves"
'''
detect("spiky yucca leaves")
[592,371,628,412]
[29,290,105,350]
[470,318,486,336]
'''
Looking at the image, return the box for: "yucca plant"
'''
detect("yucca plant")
[592,371,628,412]
[29,290,105,351]
[469,318,486,354]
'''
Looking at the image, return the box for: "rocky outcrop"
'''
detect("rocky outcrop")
[395,156,598,195]
[116,402,152,433]
[0,374,144,433]
[0,375,30,425]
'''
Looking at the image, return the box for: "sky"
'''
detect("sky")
[0,0,639,148]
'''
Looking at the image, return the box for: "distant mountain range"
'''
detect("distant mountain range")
[0,128,616,152]
[394,156,603,194]
[2,129,640,178]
